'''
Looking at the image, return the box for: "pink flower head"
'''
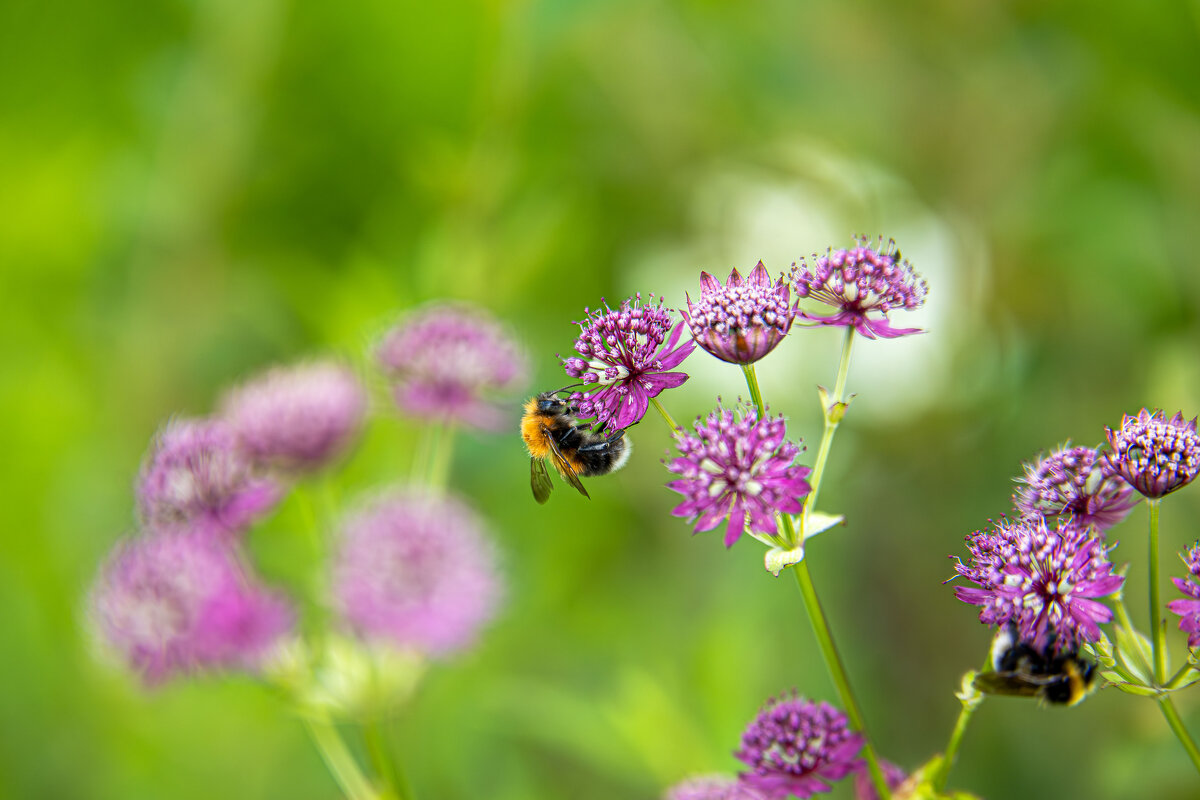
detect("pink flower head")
[1105,409,1200,499]
[333,490,503,656]
[377,304,529,431]
[664,776,765,800]
[136,418,281,539]
[666,402,811,547]
[1013,445,1138,533]
[681,262,795,365]
[89,529,293,684]
[221,359,367,473]
[562,294,695,431]
[791,236,927,339]
[735,693,864,799]
[951,516,1123,653]
[1168,543,1200,648]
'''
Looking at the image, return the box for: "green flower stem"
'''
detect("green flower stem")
[741,364,766,418]
[801,327,855,532]
[935,691,981,792]
[305,714,378,800]
[427,423,456,490]
[364,719,412,800]
[650,396,682,434]
[789,552,891,800]
[1149,499,1166,684]
[1158,695,1200,776]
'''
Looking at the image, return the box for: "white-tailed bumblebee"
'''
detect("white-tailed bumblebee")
[520,391,631,503]
[973,624,1097,707]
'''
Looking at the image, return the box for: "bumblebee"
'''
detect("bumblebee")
[520,392,631,503]
[973,624,1097,707]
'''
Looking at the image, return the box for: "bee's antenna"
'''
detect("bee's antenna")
[552,383,584,396]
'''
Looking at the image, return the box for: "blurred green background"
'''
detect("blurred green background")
[4,0,1200,798]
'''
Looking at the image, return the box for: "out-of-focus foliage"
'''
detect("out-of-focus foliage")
[3,0,1200,798]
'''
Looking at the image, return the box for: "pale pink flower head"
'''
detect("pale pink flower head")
[333,490,503,656]
[791,236,927,339]
[681,262,795,365]
[89,528,293,684]
[136,418,281,539]
[376,304,529,431]
[561,294,695,431]
[1105,409,1200,499]
[221,359,367,473]
[664,775,765,800]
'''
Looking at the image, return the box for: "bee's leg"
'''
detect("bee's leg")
[556,426,583,448]
[605,429,625,443]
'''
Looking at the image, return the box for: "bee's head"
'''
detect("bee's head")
[536,393,570,414]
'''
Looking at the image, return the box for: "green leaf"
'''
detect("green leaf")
[1112,682,1160,697]
[803,511,845,540]
[765,544,805,576]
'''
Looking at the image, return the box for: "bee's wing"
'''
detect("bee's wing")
[530,457,554,504]
[542,424,591,500]
[973,670,1059,698]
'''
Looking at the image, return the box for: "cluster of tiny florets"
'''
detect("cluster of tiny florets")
[136,418,281,539]
[562,294,695,431]
[1105,409,1200,499]
[377,303,529,430]
[1013,445,1138,533]
[221,359,367,473]
[681,263,794,365]
[952,516,1123,652]
[791,236,927,339]
[333,490,503,656]
[665,402,811,548]
[735,693,864,799]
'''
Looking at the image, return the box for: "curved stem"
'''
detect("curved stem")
[801,328,855,533]
[935,691,981,792]
[427,423,456,490]
[364,719,413,800]
[790,557,891,800]
[1149,499,1166,683]
[305,714,378,800]
[1158,695,1200,776]
[650,396,682,434]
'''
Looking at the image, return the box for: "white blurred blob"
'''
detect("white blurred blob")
[621,140,992,424]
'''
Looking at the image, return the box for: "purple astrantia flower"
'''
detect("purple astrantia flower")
[1013,445,1139,533]
[735,693,864,799]
[136,418,281,539]
[1167,544,1200,648]
[680,263,795,365]
[90,529,292,684]
[333,490,502,656]
[562,294,695,431]
[852,761,906,800]
[951,516,1123,653]
[666,402,811,548]
[664,775,765,800]
[376,304,528,431]
[221,360,368,473]
[790,236,927,339]
[1104,409,1200,499]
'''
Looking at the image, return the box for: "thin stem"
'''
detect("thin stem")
[427,423,456,490]
[1158,695,1200,776]
[741,364,766,419]
[305,714,378,800]
[935,692,981,792]
[1149,499,1166,684]
[790,557,891,800]
[801,327,854,536]
[364,719,413,800]
[650,396,682,433]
